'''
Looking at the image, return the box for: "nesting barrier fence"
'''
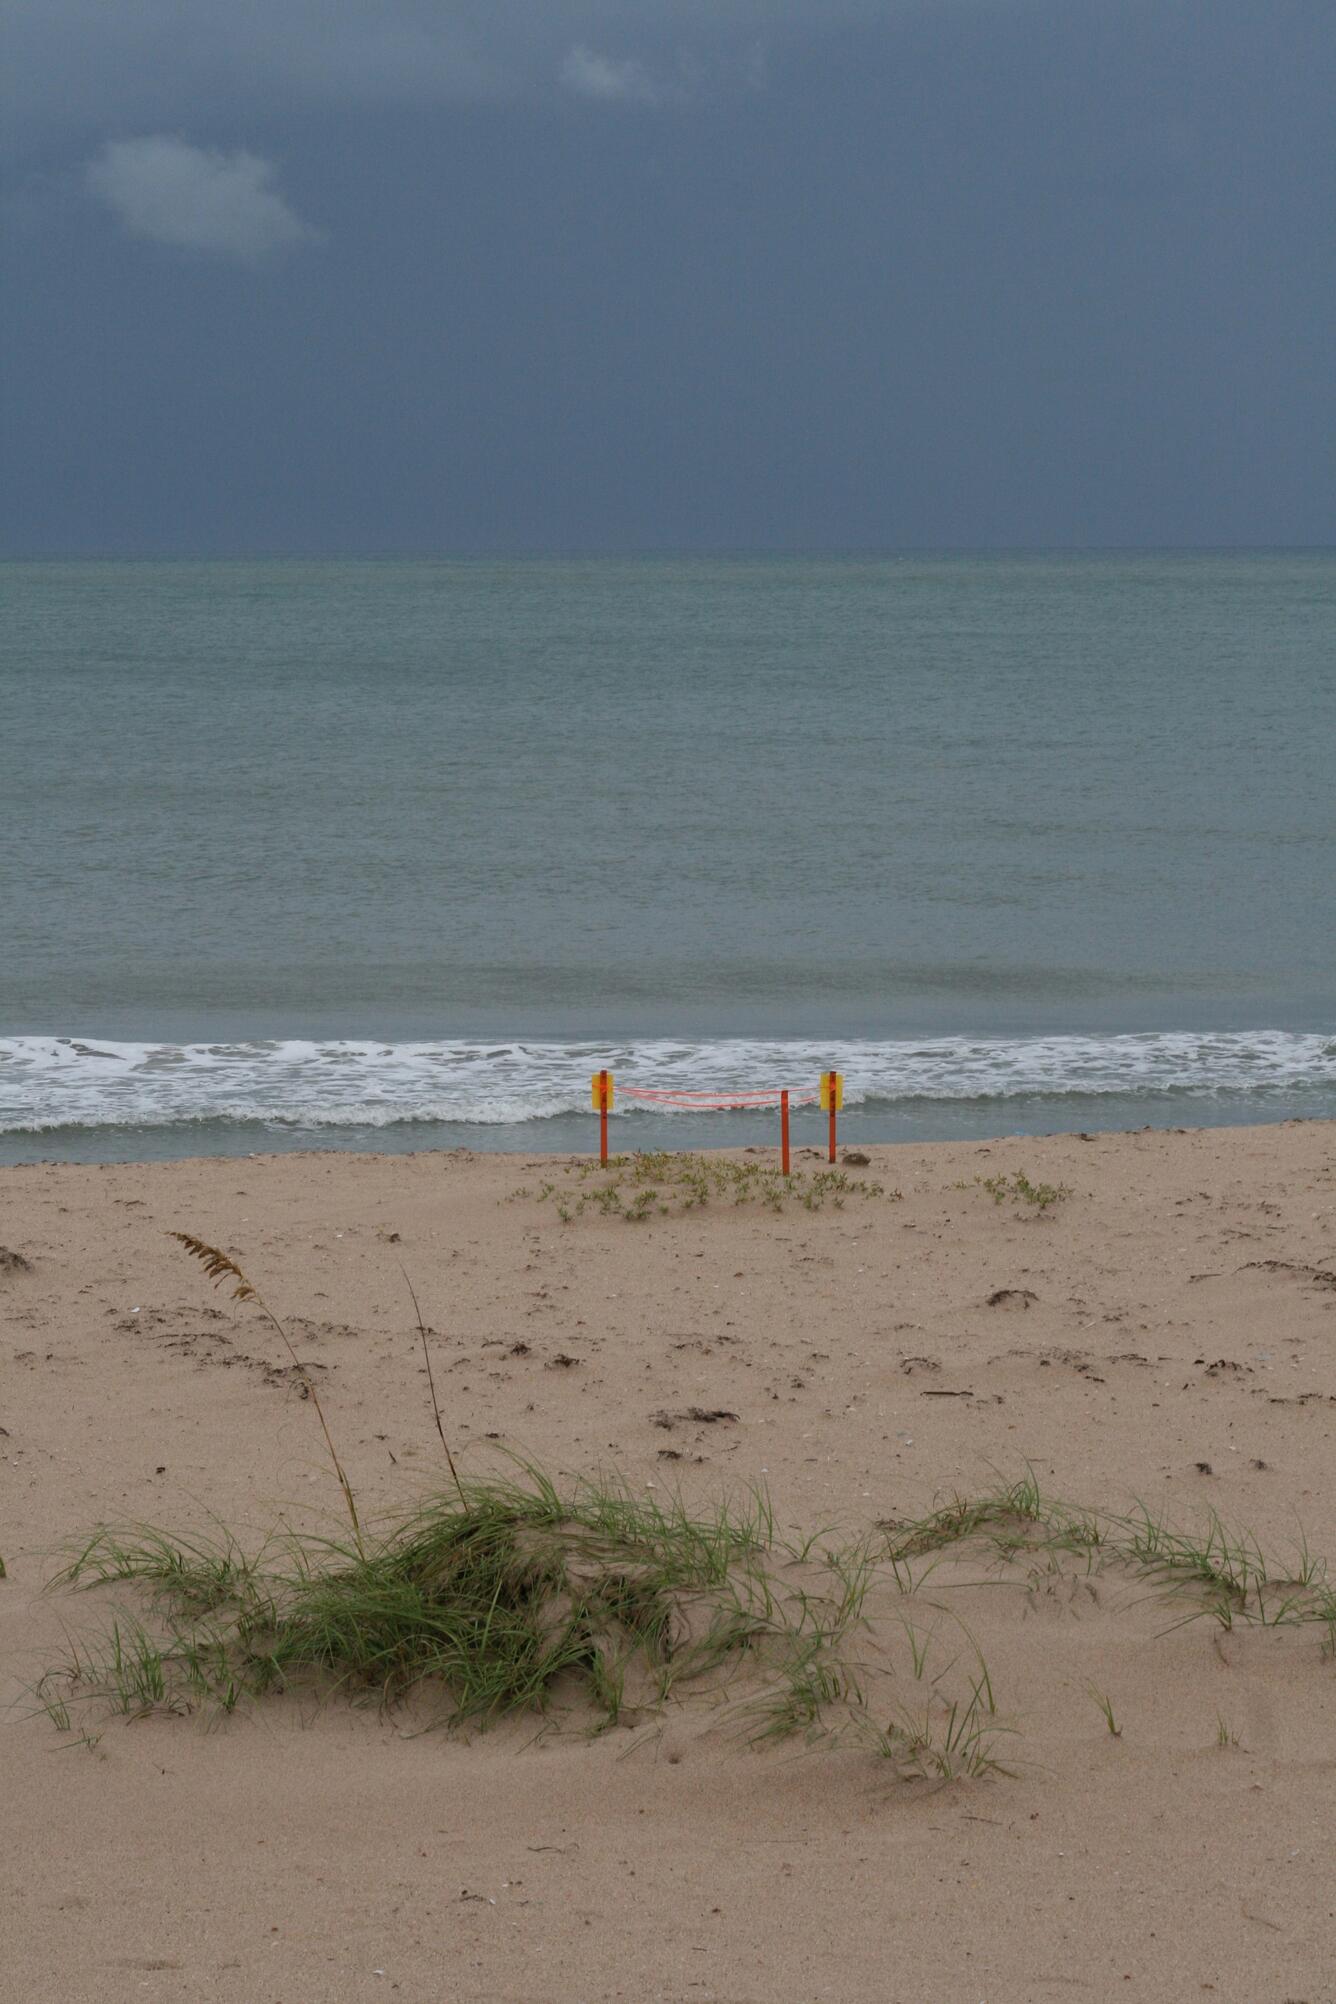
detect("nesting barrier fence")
[590,1070,844,1173]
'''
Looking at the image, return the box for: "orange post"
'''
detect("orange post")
[780,1088,791,1176]
[827,1070,837,1163]
[598,1069,610,1166]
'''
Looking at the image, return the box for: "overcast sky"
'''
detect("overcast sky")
[3,1,1333,554]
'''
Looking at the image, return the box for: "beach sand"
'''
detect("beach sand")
[3,1123,1335,2002]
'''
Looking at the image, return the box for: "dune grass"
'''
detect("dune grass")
[42,1471,877,1741]
[518,1151,895,1222]
[32,1236,1336,1776]
[39,1464,1336,1762]
[40,1471,1027,1781]
[875,1473,1336,1641]
[978,1171,1071,1211]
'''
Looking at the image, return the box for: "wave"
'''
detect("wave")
[1,1032,1333,1135]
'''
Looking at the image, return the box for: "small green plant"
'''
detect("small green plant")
[878,1472,1053,1563]
[977,1172,1070,1212]
[519,1152,895,1223]
[38,1686,71,1732]
[34,1684,102,1753]
[1087,1684,1121,1737]
[750,1636,859,1743]
[875,1676,1015,1781]
[898,1616,932,1681]
[1215,1715,1240,1749]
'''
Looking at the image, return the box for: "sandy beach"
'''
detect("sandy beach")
[3,1122,1335,2002]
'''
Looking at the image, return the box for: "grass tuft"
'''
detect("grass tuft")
[873,1676,1016,1781]
[521,1152,896,1223]
[1087,1684,1122,1737]
[956,1172,1071,1211]
[42,1472,871,1740]
[876,1478,1335,1641]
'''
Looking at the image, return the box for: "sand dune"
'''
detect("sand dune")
[3,1123,1335,2001]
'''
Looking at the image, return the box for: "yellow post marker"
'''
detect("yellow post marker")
[818,1071,844,1110]
[591,1070,614,1165]
[819,1070,843,1161]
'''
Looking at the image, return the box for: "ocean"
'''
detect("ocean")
[2,554,1333,1163]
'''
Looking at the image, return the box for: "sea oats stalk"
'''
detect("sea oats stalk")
[398,1262,467,1511]
[170,1233,363,1552]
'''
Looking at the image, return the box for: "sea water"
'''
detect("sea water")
[2,554,1333,1161]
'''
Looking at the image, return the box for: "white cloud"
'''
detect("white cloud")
[559,45,658,103]
[86,135,318,258]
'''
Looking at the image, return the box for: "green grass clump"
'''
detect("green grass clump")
[1114,1505,1335,1631]
[523,1151,894,1223]
[41,1473,871,1738]
[877,1471,1098,1568]
[876,1474,1336,1640]
[974,1171,1070,1212]
[874,1677,1015,1781]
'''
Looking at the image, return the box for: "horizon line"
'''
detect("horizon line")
[4,542,1335,564]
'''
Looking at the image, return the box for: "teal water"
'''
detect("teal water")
[2,555,1333,1160]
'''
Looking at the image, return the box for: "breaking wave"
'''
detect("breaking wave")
[3,1032,1333,1137]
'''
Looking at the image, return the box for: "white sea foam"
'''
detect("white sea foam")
[1,1033,1333,1135]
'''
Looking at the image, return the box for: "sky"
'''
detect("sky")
[3,1,1334,555]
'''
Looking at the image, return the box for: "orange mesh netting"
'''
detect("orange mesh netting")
[617,1086,819,1108]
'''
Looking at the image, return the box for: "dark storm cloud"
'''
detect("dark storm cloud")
[3,1,1334,553]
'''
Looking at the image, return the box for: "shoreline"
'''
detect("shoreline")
[4,1101,1335,1171]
